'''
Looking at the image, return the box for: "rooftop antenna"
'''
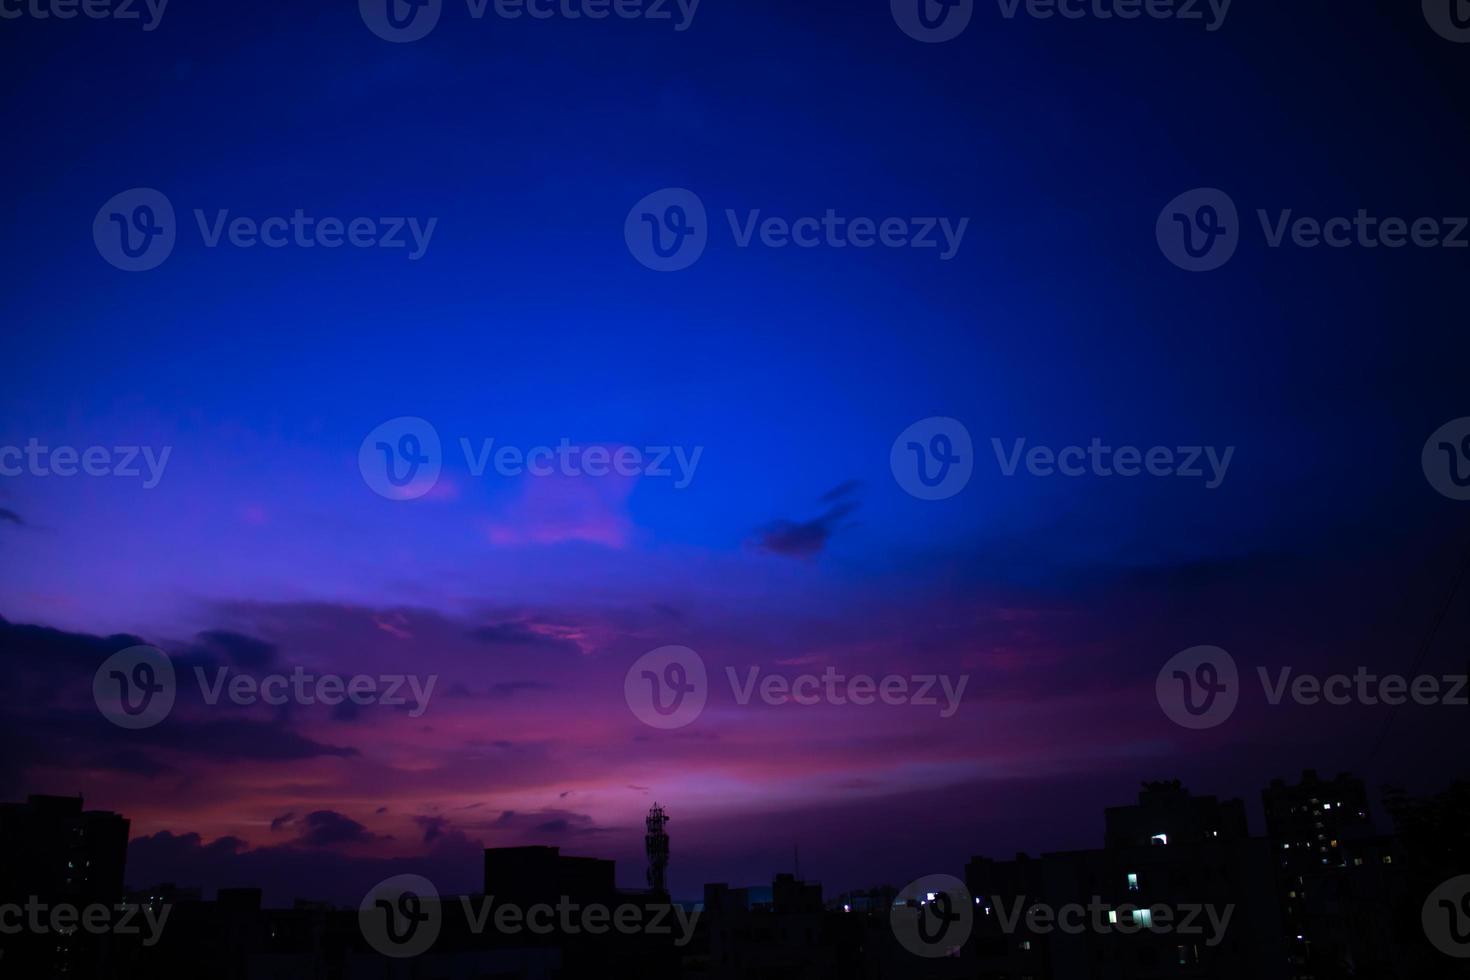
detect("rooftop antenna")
[645,803,670,897]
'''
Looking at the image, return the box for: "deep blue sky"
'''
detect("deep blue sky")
[2,0,1469,904]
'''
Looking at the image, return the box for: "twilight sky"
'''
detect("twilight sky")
[2,0,1469,905]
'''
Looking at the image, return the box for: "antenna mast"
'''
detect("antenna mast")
[645,803,670,896]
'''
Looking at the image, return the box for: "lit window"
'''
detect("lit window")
[1135,908,1154,928]
[1108,910,1119,924]
[1127,873,1140,891]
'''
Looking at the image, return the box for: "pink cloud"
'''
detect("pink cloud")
[483,471,636,548]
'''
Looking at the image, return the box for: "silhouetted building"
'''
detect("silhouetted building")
[1264,770,1375,870]
[484,844,618,906]
[831,884,897,914]
[478,844,689,978]
[647,802,672,896]
[1262,770,1418,978]
[967,781,1288,979]
[704,873,871,978]
[1106,778,1249,849]
[0,794,131,978]
[0,794,130,902]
